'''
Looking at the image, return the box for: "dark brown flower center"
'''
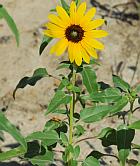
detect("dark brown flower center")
[65,25,84,43]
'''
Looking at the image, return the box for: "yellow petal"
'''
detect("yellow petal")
[85,7,96,20]
[81,41,98,59]
[44,29,64,38]
[43,30,53,37]
[76,2,87,24]
[84,19,105,30]
[74,43,82,66]
[81,46,90,63]
[85,30,108,38]
[68,42,74,63]
[46,22,64,31]
[70,1,77,24]
[77,2,86,16]
[50,38,68,56]
[83,38,104,50]
[80,7,96,27]
[48,14,66,28]
[56,6,70,25]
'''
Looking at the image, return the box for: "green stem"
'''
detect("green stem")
[68,66,76,165]
[127,101,134,125]
[120,162,124,166]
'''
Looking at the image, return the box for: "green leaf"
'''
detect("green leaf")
[0,146,25,161]
[43,130,59,146]
[132,143,140,149]
[13,68,48,99]
[39,36,52,55]
[81,66,98,94]
[0,5,19,46]
[26,131,48,141]
[81,96,128,123]
[136,163,140,166]
[57,77,69,91]
[60,132,68,146]
[97,127,114,139]
[80,105,112,123]
[129,120,140,129]
[113,75,130,92]
[56,62,71,70]
[117,125,135,166]
[74,125,85,137]
[29,151,54,166]
[99,129,117,147]
[0,131,4,141]
[0,112,27,161]
[135,84,140,95]
[67,84,81,93]
[82,156,100,166]
[70,159,78,166]
[50,8,57,12]
[73,145,80,159]
[26,130,59,146]
[60,0,70,14]
[45,90,72,115]
[90,88,122,103]
[62,145,73,162]
[51,109,67,115]
[75,0,81,6]
[0,112,27,150]
[44,120,60,132]
[87,150,104,160]
[118,149,130,166]
[109,96,128,114]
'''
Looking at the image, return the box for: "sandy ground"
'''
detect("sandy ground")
[0,0,140,165]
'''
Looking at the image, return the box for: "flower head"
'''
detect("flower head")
[44,1,108,66]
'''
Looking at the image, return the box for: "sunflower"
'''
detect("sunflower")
[44,1,108,66]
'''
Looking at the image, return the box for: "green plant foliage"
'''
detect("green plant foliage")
[0,131,4,141]
[113,75,131,92]
[39,36,52,55]
[117,125,135,166]
[75,0,81,6]
[82,156,100,166]
[0,4,19,45]
[99,128,117,147]
[97,127,114,139]
[60,132,68,146]
[81,66,98,94]
[13,68,49,98]
[0,112,27,150]
[109,96,128,114]
[73,145,80,159]
[0,146,26,161]
[129,120,140,129]
[74,125,85,137]
[44,120,60,132]
[80,105,112,123]
[87,150,104,160]
[1,1,140,166]
[90,88,122,103]
[135,84,140,94]
[28,151,54,166]
[26,130,59,147]
[60,0,70,14]
[80,96,128,123]
[45,90,72,115]
[56,61,71,70]
[0,112,27,161]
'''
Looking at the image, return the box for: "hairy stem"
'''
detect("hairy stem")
[68,66,76,165]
